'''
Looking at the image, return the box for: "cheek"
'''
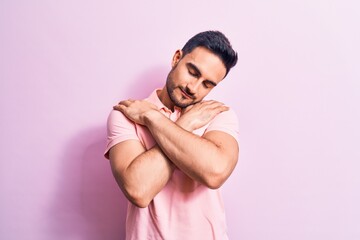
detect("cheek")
[173,66,191,84]
[175,71,186,83]
[167,69,179,85]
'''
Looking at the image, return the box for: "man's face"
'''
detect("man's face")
[166,47,227,109]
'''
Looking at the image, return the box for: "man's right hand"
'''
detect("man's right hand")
[176,100,229,132]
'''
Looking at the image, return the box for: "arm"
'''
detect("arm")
[145,105,239,189]
[107,100,221,208]
[109,140,174,208]
[115,100,239,189]
[106,107,176,208]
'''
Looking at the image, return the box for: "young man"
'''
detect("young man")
[105,31,239,239]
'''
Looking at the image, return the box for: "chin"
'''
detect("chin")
[173,99,191,109]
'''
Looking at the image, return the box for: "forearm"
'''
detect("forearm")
[144,110,233,188]
[111,99,237,192]
[110,144,174,208]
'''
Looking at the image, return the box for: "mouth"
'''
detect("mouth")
[179,87,194,99]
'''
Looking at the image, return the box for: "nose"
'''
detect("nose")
[186,79,201,95]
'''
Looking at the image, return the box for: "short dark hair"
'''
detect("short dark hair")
[181,30,238,77]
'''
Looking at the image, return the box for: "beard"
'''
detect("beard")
[166,68,199,109]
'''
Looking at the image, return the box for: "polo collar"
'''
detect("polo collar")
[147,89,182,114]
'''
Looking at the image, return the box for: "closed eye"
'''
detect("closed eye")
[186,63,201,78]
[203,81,216,89]
[203,82,210,88]
[189,69,199,77]
[203,80,216,89]
[186,62,217,88]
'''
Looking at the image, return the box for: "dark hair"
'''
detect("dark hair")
[181,30,238,77]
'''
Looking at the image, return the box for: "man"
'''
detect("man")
[104,30,239,240]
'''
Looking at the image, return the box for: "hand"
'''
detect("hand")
[176,100,229,131]
[113,99,159,125]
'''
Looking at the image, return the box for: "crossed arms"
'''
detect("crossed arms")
[108,99,239,208]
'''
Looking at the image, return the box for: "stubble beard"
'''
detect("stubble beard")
[166,70,195,109]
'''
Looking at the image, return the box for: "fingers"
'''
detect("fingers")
[185,100,229,114]
[113,99,134,111]
[118,99,134,106]
[197,100,229,112]
[113,104,125,111]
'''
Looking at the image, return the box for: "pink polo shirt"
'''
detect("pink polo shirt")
[105,89,239,240]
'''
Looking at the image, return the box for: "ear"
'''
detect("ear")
[171,50,183,68]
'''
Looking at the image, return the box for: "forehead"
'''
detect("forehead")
[181,47,226,82]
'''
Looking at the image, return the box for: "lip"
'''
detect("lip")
[180,88,194,99]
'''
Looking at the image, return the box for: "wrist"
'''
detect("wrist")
[143,109,163,126]
[176,118,194,132]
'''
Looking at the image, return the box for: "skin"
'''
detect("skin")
[109,47,239,208]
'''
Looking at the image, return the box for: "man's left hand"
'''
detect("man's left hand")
[113,99,159,125]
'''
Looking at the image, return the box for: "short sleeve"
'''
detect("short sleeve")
[205,108,239,143]
[104,110,139,159]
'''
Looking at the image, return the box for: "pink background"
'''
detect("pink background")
[1,1,359,239]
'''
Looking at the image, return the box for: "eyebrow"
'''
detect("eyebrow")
[186,62,218,87]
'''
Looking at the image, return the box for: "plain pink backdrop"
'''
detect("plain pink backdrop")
[1,1,359,239]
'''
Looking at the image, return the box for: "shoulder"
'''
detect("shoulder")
[105,110,139,159]
[107,109,135,128]
[206,107,239,141]
[210,107,239,126]
[215,107,238,120]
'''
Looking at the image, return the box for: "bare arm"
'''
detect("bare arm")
[144,104,239,189]
[108,100,223,207]
[109,141,174,208]
[115,100,239,189]
[107,103,176,208]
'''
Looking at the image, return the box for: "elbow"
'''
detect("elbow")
[130,199,151,208]
[204,162,234,189]
[205,174,226,189]
[112,170,152,208]
[128,195,151,208]
[203,167,227,189]
[122,185,152,208]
